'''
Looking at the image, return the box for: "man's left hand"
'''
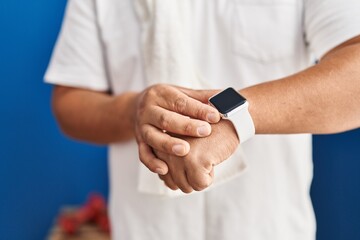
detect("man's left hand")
[154,120,240,193]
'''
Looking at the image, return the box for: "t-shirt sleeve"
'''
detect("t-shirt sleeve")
[44,0,109,91]
[304,0,360,59]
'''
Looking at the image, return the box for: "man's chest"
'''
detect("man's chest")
[97,0,303,61]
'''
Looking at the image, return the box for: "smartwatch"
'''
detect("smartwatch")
[209,87,255,143]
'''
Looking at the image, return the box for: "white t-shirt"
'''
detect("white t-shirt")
[45,0,360,239]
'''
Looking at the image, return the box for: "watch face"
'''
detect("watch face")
[209,87,246,114]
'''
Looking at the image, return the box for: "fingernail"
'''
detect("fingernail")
[207,113,218,123]
[197,125,210,136]
[155,168,165,175]
[172,144,186,156]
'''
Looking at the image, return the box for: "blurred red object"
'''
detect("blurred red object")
[58,216,78,235]
[58,193,110,235]
[96,213,111,233]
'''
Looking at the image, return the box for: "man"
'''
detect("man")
[45,0,360,239]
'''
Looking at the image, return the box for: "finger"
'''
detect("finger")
[147,106,212,137]
[185,160,214,191]
[209,167,215,179]
[171,168,193,194]
[186,169,213,192]
[141,124,191,156]
[158,174,179,191]
[159,89,220,123]
[178,87,220,104]
[138,142,168,175]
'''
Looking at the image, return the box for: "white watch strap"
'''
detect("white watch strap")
[226,101,255,143]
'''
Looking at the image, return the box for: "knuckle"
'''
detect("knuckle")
[193,186,204,192]
[196,156,213,171]
[137,107,146,117]
[169,185,179,191]
[142,90,150,102]
[149,85,159,95]
[203,160,213,172]
[165,182,178,191]
[154,83,166,92]
[192,177,211,191]
[175,180,193,193]
[200,177,212,188]
[151,84,167,98]
[161,140,169,152]
[183,122,194,135]
[192,185,205,192]
[173,96,188,113]
[137,97,146,111]
[180,186,193,194]
[143,128,153,143]
[195,107,207,120]
[144,86,158,101]
[159,113,170,130]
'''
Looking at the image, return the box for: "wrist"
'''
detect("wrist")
[113,91,140,137]
[209,87,255,143]
[212,120,239,145]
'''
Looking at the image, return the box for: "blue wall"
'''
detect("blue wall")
[312,131,360,240]
[0,1,108,240]
[0,1,359,239]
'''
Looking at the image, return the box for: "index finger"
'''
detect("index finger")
[160,88,220,123]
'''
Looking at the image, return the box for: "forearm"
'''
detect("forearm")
[242,39,360,134]
[52,86,138,144]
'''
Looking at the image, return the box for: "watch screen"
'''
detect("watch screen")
[209,88,246,114]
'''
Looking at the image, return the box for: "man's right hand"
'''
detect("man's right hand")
[133,84,220,175]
